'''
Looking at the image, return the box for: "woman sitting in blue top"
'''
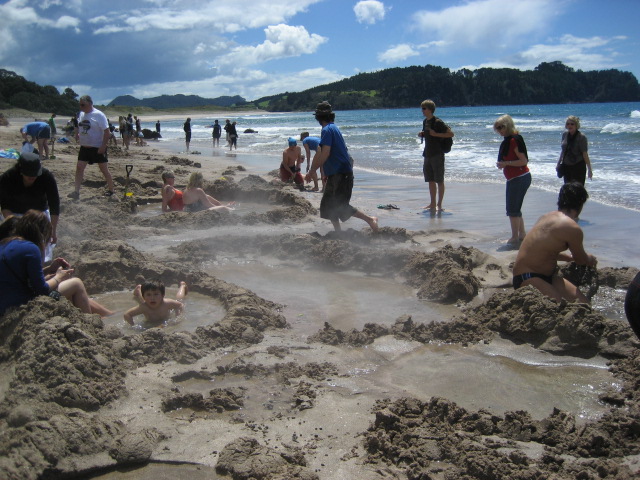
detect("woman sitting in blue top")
[0,211,108,317]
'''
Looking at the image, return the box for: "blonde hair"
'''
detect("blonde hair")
[421,99,436,113]
[187,172,204,189]
[566,115,581,129]
[494,115,518,136]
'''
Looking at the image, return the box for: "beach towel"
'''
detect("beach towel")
[0,148,20,159]
[57,137,70,143]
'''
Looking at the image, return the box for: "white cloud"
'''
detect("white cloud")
[218,24,327,67]
[462,34,631,72]
[412,0,554,49]
[354,0,385,25]
[378,44,419,63]
[90,0,322,35]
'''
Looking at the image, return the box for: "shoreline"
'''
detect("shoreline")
[1,122,640,480]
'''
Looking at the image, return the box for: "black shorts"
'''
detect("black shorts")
[185,132,192,142]
[320,173,357,222]
[78,146,108,165]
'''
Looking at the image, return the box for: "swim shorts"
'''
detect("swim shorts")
[423,153,444,183]
[513,272,553,290]
[320,172,357,222]
[78,146,108,164]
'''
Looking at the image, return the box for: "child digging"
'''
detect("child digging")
[124,280,188,327]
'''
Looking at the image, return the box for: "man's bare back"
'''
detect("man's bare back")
[512,183,596,303]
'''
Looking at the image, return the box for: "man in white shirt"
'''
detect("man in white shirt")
[69,95,115,199]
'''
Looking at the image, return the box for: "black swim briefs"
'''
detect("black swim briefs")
[513,272,554,290]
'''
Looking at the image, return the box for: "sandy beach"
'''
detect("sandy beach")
[1,112,640,480]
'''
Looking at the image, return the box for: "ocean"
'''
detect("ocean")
[143,102,640,211]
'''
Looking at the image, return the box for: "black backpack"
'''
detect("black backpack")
[425,116,453,153]
[435,117,453,153]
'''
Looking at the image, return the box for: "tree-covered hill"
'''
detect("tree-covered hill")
[108,93,246,109]
[253,61,640,112]
[0,69,80,116]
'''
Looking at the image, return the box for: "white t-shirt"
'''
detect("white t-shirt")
[78,108,109,148]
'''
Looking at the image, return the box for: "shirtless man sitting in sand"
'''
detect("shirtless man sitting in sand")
[124,280,188,326]
[280,137,305,191]
[512,182,597,303]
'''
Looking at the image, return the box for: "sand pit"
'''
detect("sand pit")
[1,119,640,480]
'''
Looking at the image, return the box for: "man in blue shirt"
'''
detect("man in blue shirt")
[305,101,378,232]
[300,131,323,192]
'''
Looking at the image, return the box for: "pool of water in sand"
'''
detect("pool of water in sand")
[94,289,226,333]
[116,226,621,423]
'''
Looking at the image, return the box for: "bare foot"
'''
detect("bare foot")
[133,284,143,304]
[506,237,521,245]
[423,204,436,210]
[311,187,319,192]
[369,216,379,233]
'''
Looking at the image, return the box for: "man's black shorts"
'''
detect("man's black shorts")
[78,146,108,165]
[320,172,357,222]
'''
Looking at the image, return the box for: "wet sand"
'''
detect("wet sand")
[1,115,640,480]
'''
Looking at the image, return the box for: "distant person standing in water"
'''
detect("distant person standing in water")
[305,101,378,233]
[418,99,454,211]
[212,120,221,147]
[156,120,161,134]
[556,115,592,186]
[494,114,531,244]
[224,119,231,146]
[228,121,238,150]
[183,117,191,152]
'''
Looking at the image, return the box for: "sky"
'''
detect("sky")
[1,0,638,105]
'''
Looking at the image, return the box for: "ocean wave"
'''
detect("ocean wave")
[630,110,640,118]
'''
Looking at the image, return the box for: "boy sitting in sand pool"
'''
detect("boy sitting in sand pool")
[124,280,188,326]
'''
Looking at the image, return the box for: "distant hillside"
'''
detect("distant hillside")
[253,61,640,112]
[0,69,80,116]
[108,94,247,109]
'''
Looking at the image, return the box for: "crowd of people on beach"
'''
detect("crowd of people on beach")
[1,96,638,338]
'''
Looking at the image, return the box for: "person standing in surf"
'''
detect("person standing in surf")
[494,114,531,244]
[418,99,454,211]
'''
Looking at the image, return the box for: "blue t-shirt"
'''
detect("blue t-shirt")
[302,136,320,151]
[319,123,352,177]
[22,122,49,137]
[0,239,49,316]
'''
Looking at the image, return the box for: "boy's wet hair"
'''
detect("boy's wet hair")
[557,181,589,212]
[141,280,165,296]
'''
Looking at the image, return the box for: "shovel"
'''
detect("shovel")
[124,164,134,197]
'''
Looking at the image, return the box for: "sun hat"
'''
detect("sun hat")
[18,152,42,177]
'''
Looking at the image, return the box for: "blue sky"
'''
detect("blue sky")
[1,0,638,105]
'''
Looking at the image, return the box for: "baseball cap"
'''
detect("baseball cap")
[19,152,42,177]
